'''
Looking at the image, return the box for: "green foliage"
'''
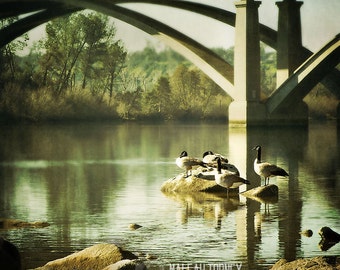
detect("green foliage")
[260,43,277,97]
[0,14,337,122]
[0,18,28,90]
[212,47,234,65]
[35,11,126,97]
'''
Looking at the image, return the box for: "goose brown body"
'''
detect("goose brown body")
[253,145,289,185]
[176,151,206,177]
[214,158,250,196]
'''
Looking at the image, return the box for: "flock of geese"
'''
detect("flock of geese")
[175,145,289,194]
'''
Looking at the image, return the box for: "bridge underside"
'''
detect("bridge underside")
[0,0,339,125]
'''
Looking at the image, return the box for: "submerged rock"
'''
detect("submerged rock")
[300,229,313,237]
[34,243,138,270]
[129,223,142,230]
[0,218,50,229]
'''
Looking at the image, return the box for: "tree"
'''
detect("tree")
[39,11,126,97]
[141,75,172,119]
[42,14,87,94]
[102,41,127,103]
[0,18,28,90]
[170,64,204,118]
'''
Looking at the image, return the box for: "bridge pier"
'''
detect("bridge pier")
[276,0,304,87]
[229,0,266,126]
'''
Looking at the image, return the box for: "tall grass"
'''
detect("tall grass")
[0,85,119,122]
[0,83,337,123]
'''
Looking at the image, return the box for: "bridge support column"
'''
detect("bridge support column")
[276,0,304,87]
[229,0,266,126]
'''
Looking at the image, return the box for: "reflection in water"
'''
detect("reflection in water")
[0,122,339,269]
[162,191,241,230]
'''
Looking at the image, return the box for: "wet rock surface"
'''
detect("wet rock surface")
[102,259,147,270]
[0,218,50,229]
[241,184,279,198]
[160,169,239,194]
[271,256,340,270]
[0,237,21,270]
[34,243,138,270]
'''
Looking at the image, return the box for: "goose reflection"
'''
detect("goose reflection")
[250,196,279,238]
[162,191,241,227]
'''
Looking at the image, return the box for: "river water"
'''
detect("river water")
[0,122,339,269]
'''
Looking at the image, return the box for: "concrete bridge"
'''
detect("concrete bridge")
[0,0,339,125]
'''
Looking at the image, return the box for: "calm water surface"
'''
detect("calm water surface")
[0,122,339,269]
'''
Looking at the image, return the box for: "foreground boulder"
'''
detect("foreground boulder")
[34,243,138,270]
[271,256,340,269]
[0,237,21,270]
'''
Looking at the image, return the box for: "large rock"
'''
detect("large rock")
[0,237,21,270]
[271,256,340,270]
[319,226,340,242]
[160,171,238,194]
[318,227,340,251]
[34,243,138,270]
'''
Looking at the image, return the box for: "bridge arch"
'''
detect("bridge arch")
[0,0,311,98]
[1,0,339,120]
[0,0,238,98]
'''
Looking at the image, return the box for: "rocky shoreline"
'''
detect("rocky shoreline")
[1,228,340,270]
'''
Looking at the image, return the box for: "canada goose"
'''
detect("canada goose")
[253,145,289,186]
[202,151,228,164]
[203,151,240,176]
[176,151,206,178]
[213,156,240,176]
[214,157,250,196]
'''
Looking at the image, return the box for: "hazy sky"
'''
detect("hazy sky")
[28,0,339,53]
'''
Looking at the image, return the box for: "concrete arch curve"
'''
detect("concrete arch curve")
[0,0,237,97]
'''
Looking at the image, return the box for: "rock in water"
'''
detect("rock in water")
[241,184,278,199]
[34,243,137,270]
[319,227,340,242]
[129,223,142,230]
[300,229,313,237]
[160,171,238,194]
[318,227,340,251]
[0,237,21,270]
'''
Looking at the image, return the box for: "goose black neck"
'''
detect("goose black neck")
[257,147,262,162]
[217,158,222,173]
